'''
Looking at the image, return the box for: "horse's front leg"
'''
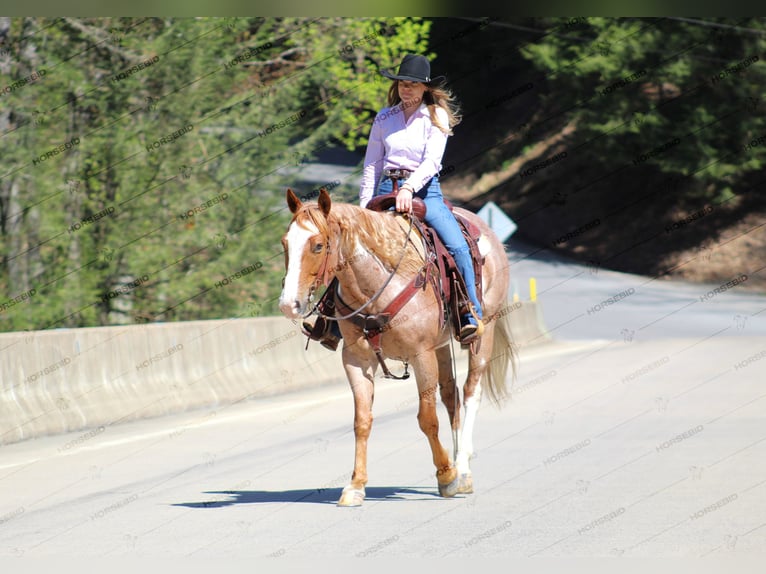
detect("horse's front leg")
[337,344,376,507]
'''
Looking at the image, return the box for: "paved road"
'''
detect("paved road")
[1,242,764,560]
[506,237,765,342]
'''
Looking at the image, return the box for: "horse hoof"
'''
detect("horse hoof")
[458,473,474,494]
[438,475,461,498]
[337,486,365,507]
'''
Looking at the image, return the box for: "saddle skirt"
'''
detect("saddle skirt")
[366,194,485,338]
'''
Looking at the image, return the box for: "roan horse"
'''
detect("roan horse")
[278,188,515,506]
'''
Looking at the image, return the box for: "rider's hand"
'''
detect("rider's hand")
[396,186,414,213]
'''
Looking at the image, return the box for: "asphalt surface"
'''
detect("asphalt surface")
[1,237,764,561]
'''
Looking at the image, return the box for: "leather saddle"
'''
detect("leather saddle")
[366,193,485,337]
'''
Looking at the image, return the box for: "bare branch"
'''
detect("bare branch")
[61,17,143,63]
[242,47,308,68]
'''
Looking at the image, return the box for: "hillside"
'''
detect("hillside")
[427,18,766,295]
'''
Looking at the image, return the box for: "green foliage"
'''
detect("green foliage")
[0,17,431,331]
[519,17,766,192]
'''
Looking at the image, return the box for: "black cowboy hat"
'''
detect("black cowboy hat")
[380,54,445,84]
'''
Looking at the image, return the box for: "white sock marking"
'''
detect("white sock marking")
[456,388,482,474]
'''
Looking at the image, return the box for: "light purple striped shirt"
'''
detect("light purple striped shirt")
[359,102,450,208]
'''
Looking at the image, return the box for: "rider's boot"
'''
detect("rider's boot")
[301,290,341,352]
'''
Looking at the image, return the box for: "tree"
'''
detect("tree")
[519,17,766,202]
[0,17,431,332]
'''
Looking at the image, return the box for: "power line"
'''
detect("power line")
[453,16,592,43]
[665,16,766,36]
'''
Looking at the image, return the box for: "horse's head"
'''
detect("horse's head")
[278,188,339,319]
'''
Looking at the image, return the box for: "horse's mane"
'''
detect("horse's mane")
[294,202,424,277]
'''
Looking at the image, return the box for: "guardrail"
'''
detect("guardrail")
[0,301,550,445]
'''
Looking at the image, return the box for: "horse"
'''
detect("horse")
[278,187,516,506]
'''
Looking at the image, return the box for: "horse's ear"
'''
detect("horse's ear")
[286,188,302,214]
[318,188,331,217]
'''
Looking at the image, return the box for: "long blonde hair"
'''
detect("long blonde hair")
[386,80,462,135]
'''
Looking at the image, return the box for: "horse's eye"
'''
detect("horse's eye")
[313,243,324,254]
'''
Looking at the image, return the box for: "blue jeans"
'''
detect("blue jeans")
[376,176,482,320]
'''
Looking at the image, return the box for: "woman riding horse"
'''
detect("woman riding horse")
[304,54,484,351]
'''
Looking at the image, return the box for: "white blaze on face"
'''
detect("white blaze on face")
[279,219,319,317]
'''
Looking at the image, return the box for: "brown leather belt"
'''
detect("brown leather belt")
[383,168,412,179]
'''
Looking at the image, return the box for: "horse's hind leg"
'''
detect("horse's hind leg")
[413,352,459,497]
[455,326,497,494]
[436,345,460,459]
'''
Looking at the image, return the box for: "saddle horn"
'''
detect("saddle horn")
[365,193,427,221]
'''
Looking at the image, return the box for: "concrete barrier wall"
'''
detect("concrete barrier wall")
[0,302,550,446]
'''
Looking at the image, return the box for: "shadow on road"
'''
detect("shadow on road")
[172,486,443,508]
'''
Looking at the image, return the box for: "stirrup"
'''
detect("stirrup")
[319,331,340,352]
[458,305,484,343]
[302,316,340,352]
[302,316,329,341]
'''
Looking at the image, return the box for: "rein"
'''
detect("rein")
[310,211,417,322]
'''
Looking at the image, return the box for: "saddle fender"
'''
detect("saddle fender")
[366,193,485,340]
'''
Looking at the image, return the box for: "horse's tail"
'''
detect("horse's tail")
[484,305,518,407]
